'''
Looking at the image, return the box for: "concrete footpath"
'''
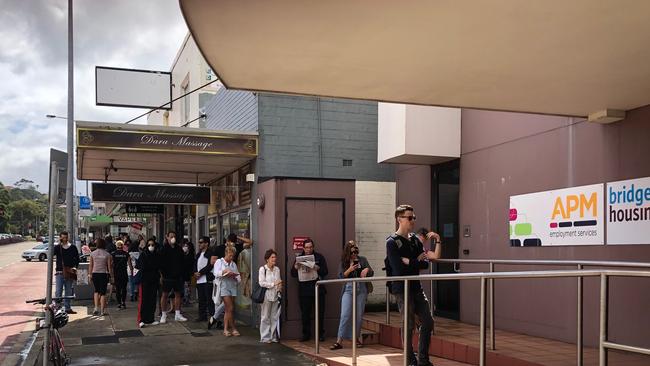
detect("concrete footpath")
[24,299,318,366]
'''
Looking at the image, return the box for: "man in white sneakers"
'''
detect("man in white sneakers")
[159,231,187,323]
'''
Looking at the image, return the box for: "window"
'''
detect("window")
[182,83,190,124]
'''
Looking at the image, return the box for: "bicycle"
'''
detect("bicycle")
[26,296,75,366]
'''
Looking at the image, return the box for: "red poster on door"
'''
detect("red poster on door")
[292,236,310,251]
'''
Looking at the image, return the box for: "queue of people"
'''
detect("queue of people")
[68,204,442,363]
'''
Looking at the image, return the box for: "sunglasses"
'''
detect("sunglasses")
[351,249,359,254]
[400,215,417,221]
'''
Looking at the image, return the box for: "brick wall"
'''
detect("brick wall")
[355,181,396,304]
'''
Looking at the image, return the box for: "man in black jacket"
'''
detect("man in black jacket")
[290,238,328,342]
[159,231,187,323]
[386,204,442,366]
[54,231,79,314]
[194,236,215,322]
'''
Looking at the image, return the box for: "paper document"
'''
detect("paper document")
[296,255,319,282]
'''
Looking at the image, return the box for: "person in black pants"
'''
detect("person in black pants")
[112,240,130,309]
[195,236,215,323]
[137,238,160,328]
[290,238,328,342]
[386,204,442,366]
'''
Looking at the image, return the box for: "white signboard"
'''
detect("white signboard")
[606,177,650,245]
[96,66,171,109]
[509,184,604,246]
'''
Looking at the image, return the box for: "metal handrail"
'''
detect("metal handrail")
[315,269,650,366]
[422,258,650,365]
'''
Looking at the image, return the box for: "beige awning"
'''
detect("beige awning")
[180,0,650,117]
[76,121,257,185]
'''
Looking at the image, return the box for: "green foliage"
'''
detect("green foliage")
[0,179,64,235]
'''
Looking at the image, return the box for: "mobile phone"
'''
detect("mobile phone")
[353,259,359,266]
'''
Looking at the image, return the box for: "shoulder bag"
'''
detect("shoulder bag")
[251,266,267,304]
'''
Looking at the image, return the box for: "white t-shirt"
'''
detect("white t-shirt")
[196,251,209,284]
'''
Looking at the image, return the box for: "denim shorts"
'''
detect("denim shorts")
[220,279,238,297]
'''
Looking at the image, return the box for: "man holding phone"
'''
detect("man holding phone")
[386,204,442,366]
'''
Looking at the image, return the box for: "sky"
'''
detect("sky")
[0,0,187,193]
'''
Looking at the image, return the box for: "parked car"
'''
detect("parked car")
[22,243,50,262]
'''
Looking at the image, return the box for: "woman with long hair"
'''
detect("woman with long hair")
[330,240,373,350]
[213,246,241,337]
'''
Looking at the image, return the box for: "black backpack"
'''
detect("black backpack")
[384,234,408,294]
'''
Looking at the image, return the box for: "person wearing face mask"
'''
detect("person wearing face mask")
[159,231,187,323]
[136,238,161,328]
[181,239,196,306]
[112,240,131,309]
[128,238,145,302]
[194,236,215,322]
[54,231,80,314]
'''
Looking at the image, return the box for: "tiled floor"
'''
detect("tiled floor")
[363,312,649,366]
[283,338,471,366]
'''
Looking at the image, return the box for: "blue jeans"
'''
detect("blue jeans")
[55,273,74,310]
[337,282,368,340]
[129,275,138,299]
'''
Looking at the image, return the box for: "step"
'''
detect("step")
[360,328,379,345]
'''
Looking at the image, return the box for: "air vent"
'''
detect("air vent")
[342,159,353,167]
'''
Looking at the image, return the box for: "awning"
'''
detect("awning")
[76,121,258,185]
[180,0,650,117]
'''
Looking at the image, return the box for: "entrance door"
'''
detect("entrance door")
[284,199,344,328]
[432,159,460,319]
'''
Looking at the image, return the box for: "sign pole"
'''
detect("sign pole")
[44,161,59,366]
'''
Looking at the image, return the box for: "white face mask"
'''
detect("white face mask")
[182,246,189,253]
[148,246,155,252]
[169,238,176,245]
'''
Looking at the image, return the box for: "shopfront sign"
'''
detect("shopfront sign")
[93,183,210,204]
[606,176,650,245]
[126,204,164,214]
[77,128,257,156]
[509,183,604,246]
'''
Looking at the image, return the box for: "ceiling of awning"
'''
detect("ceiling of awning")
[180,0,650,117]
[76,121,257,185]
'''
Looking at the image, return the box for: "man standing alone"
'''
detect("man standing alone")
[54,231,79,314]
[386,205,442,366]
[291,238,328,342]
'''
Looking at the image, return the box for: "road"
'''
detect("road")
[0,240,47,365]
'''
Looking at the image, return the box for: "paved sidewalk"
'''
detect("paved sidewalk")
[28,299,317,366]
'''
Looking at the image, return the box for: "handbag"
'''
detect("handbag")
[63,266,77,281]
[251,267,267,304]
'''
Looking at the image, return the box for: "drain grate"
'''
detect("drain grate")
[115,330,144,338]
[81,335,120,345]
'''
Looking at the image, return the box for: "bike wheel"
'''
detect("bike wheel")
[49,329,68,366]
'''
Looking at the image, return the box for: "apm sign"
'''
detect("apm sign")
[509,184,604,246]
[93,183,210,205]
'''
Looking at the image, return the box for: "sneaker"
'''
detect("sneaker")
[92,309,99,316]
[207,317,215,330]
[101,311,108,316]
[139,322,145,328]
[160,313,167,324]
[175,314,188,322]
[151,321,159,326]
[271,338,279,343]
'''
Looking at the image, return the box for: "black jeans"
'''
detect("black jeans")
[115,276,128,305]
[196,282,215,320]
[395,289,434,363]
[299,295,325,339]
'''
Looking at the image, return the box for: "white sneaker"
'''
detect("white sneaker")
[175,314,188,322]
[151,321,159,326]
[160,313,167,324]
[139,322,145,328]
